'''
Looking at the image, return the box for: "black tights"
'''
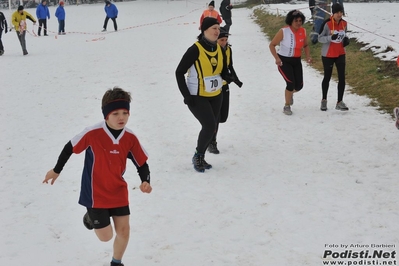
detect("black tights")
[322,55,346,102]
[212,85,230,142]
[188,93,223,154]
[103,17,117,31]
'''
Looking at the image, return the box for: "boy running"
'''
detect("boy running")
[43,87,152,266]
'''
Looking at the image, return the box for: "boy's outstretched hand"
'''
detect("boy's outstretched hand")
[43,169,59,185]
[140,182,152,193]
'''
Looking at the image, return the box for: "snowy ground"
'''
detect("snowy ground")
[0,1,398,266]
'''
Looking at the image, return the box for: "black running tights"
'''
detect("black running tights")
[188,93,223,154]
[321,55,346,102]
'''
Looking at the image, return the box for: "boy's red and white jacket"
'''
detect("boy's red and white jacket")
[54,121,149,209]
[318,16,348,58]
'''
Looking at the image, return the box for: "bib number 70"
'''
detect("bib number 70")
[204,75,222,92]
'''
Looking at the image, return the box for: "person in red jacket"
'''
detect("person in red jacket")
[318,3,350,111]
[198,1,222,30]
[43,87,152,266]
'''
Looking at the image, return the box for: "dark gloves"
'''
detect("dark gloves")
[115,16,117,18]
[234,80,243,88]
[184,96,195,107]
[223,73,234,84]
[331,33,338,41]
[343,36,350,47]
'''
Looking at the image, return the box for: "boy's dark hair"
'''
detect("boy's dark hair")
[285,10,306,25]
[102,87,131,108]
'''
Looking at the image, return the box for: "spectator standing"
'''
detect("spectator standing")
[36,0,50,36]
[11,5,37,55]
[0,11,8,55]
[102,0,118,32]
[219,0,233,33]
[55,1,66,35]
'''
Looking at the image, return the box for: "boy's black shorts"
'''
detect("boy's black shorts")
[87,205,130,229]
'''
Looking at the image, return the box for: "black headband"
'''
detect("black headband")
[102,100,130,119]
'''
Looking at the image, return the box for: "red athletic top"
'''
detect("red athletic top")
[71,121,148,208]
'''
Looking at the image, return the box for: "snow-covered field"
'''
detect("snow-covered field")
[0,1,398,265]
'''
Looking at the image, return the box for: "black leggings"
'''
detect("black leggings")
[321,55,346,102]
[188,93,223,154]
[38,19,47,35]
[278,55,303,92]
[103,17,117,31]
[212,85,230,141]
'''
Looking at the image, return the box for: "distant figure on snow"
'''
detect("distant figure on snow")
[12,5,37,55]
[102,0,118,32]
[219,0,233,33]
[198,1,222,30]
[55,1,66,35]
[36,0,50,36]
[0,11,8,55]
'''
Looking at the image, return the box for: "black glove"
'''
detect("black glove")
[115,16,117,18]
[343,36,350,47]
[331,33,338,40]
[223,73,234,84]
[234,80,243,88]
[184,96,195,107]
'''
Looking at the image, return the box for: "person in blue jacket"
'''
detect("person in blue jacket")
[36,0,50,36]
[102,0,118,32]
[55,1,66,35]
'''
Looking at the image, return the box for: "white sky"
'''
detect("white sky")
[0,1,398,265]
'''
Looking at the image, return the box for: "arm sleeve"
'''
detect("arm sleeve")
[318,22,331,43]
[228,48,241,83]
[53,141,73,174]
[217,14,222,24]
[137,162,150,184]
[221,47,233,83]
[27,13,37,23]
[175,45,199,99]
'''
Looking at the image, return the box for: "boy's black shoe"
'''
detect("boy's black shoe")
[207,141,220,154]
[83,212,93,230]
[110,262,124,266]
[0,50,4,56]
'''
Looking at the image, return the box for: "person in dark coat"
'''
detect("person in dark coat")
[102,0,118,32]
[219,0,233,33]
[0,11,8,55]
[36,0,50,36]
[55,1,66,35]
